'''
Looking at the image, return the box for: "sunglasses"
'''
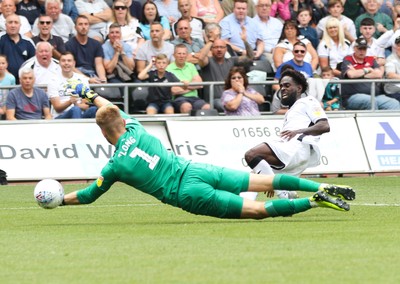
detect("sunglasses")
[293,49,306,54]
[39,21,52,25]
[114,6,127,10]
[231,76,243,80]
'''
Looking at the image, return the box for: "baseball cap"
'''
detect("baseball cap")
[354,37,368,48]
[395,35,400,45]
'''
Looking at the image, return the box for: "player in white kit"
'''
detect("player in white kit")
[243,69,330,200]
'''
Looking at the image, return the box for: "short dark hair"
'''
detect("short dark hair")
[360,17,375,27]
[279,69,308,93]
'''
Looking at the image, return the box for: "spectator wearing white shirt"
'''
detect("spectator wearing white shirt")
[317,17,351,78]
[48,52,97,119]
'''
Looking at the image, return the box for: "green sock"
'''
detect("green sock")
[264,198,312,217]
[272,174,320,193]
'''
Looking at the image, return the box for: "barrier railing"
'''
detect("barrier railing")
[1,78,399,115]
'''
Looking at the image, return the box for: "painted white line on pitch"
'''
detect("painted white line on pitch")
[1,203,161,210]
[352,203,400,207]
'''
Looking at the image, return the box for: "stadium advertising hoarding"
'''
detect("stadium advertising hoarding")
[1,115,396,181]
[0,121,170,181]
[166,117,369,174]
[357,116,400,172]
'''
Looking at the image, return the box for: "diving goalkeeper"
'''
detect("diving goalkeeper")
[60,82,355,219]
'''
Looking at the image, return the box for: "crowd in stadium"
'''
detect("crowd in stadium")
[1,0,400,119]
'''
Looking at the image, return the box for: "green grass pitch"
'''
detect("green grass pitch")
[0,176,399,284]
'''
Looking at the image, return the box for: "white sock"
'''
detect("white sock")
[240,160,275,201]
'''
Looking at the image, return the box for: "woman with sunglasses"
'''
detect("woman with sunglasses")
[139,1,172,40]
[221,66,265,116]
[108,0,145,57]
[272,20,318,71]
[317,17,351,78]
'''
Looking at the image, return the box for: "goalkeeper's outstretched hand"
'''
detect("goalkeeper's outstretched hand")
[65,79,98,103]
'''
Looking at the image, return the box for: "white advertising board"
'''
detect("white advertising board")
[167,117,369,174]
[0,121,170,180]
[357,116,400,172]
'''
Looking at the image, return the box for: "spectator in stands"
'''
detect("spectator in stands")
[270,0,291,21]
[273,41,313,91]
[173,0,206,43]
[171,18,204,66]
[0,55,16,118]
[321,66,341,111]
[290,0,328,26]
[343,0,363,21]
[203,22,236,56]
[297,8,319,49]
[166,44,208,113]
[0,14,36,83]
[221,0,256,17]
[139,1,172,41]
[341,37,400,110]
[66,15,107,84]
[48,52,97,119]
[32,15,66,60]
[62,0,80,21]
[126,0,143,20]
[16,0,41,27]
[355,0,393,39]
[21,41,62,91]
[5,67,52,120]
[221,66,265,116]
[384,35,400,101]
[317,17,352,78]
[108,0,144,57]
[254,0,283,68]
[220,0,265,59]
[32,0,76,44]
[273,20,318,71]
[197,29,254,111]
[0,0,32,37]
[137,53,182,114]
[190,0,224,24]
[316,0,357,43]
[351,17,386,66]
[75,0,112,43]
[103,23,135,84]
[155,0,182,26]
[136,21,174,74]
[270,64,295,114]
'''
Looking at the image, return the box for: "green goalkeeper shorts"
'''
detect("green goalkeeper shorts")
[177,162,250,218]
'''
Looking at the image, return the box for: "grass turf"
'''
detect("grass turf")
[0,176,399,284]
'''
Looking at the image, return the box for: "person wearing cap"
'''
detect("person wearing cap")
[350,17,385,66]
[383,35,400,101]
[340,36,400,110]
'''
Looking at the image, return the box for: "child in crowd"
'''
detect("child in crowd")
[297,8,319,49]
[137,54,180,115]
[321,66,340,111]
[270,0,292,21]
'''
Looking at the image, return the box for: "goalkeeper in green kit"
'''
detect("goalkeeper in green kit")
[61,82,356,219]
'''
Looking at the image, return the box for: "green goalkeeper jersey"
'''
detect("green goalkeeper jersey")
[76,111,190,206]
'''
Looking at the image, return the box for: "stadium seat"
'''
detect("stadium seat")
[129,86,149,113]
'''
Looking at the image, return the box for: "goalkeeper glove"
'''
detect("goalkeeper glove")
[65,80,99,103]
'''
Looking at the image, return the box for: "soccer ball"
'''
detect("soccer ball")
[34,179,64,209]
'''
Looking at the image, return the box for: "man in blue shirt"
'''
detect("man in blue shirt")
[220,0,265,59]
[0,14,35,83]
[273,41,313,92]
